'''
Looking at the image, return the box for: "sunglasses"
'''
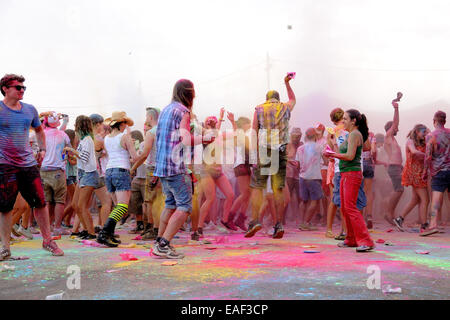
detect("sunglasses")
[7,85,27,91]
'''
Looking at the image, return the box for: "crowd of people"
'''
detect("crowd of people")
[0,73,449,261]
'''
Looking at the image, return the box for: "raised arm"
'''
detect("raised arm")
[284,75,296,112]
[386,101,400,138]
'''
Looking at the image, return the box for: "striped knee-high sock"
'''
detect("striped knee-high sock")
[103,204,128,234]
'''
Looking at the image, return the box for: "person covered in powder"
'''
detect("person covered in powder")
[245,73,296,239]
[421,111,450,236]
[0,74,64,261]
[39,112,72,236]
[130,106,162,240]
[152,79,213,259]
[384,95,404,225]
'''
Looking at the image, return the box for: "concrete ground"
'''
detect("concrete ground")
[0,220,449,300]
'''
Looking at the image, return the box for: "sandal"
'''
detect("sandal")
[325,230,335,238]
[0,247,11,261]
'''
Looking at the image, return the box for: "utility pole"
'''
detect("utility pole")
[265,52,271,91]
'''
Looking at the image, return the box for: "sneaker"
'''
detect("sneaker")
[335,233,346,241]
[128,224,144,234]
[140,224,153,236]
[77,230,89,239]
[244,222,262,238]
[0,247,11,261]
[12,224,21,237]
[197,227,203,237]
[152,242,184,259]
[81,233,97,240]
[234,213,247,231]
[419,228,439,237]
[96,231,118,247]
[221,220,238,231]
[52,227,71,237]
[165,245,185,259]
[191,231,200,241]
[94,226,102,234]
[393,217,404,232]
[152,242,168,257]
[337,241,357,248]
[272,223,284,239]
[18,226,34,240]
[111,234,122,244]
[356,245,375,252]
[142,229,157,241]
[42,240,64,256]
[70,231,81,237]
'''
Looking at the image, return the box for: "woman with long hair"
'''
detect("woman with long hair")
[64,116,108,239]
[393,124,430,233]
[96,111,138,247]
[326,109,375,252]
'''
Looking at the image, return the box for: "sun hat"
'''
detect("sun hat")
[104,111,134,127]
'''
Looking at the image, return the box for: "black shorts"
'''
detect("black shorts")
[0,164,46,213]
[431,170,450,193]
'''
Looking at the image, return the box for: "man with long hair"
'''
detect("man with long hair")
[152,79,212,259]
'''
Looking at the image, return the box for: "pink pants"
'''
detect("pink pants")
[340,171,374,247]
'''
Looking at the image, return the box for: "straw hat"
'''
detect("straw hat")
[104,111,134,127]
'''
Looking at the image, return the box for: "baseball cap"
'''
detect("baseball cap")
[89,114,104,124]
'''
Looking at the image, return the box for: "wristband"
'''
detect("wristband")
[39,148,46,152]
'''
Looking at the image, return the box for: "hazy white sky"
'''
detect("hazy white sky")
[1,0,449,136]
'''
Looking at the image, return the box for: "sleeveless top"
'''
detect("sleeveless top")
[339,137,362,173]
[105,132,130,170]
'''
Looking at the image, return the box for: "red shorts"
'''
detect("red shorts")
[0,164,46,213]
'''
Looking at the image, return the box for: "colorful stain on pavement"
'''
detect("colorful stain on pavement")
[1,222,449,300]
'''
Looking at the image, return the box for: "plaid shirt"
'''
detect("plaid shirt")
[154,101,190,177]
[255,98,291,149]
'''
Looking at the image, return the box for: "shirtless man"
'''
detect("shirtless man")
[384,97,404,225]
[420,111,450,236]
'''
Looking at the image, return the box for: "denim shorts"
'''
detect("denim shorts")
[299,178,323,201]
[78,169,102,189]
[160,174,192,213]
[105,168,132,193]
[332,172,367,210]
[431,170,450,193]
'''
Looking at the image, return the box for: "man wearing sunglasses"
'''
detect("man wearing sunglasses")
[0,74,64,261]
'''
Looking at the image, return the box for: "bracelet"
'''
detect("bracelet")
[39,148,46,152]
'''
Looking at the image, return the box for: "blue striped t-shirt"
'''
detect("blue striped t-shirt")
[0,101,41,167]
